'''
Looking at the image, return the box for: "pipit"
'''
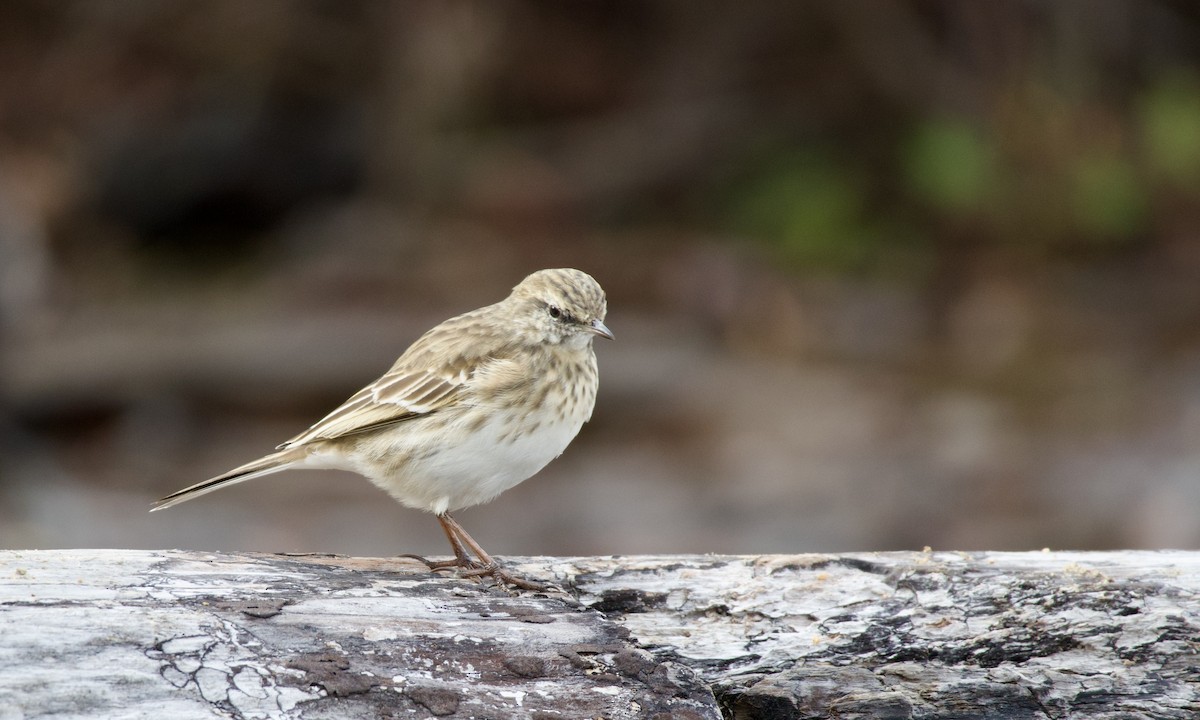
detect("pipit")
[153,268,611,589]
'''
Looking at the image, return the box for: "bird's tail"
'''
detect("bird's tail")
[151,447,307,511]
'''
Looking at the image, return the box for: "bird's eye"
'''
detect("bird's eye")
[548,305,562,319]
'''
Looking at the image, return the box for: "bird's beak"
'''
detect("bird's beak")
[587,318,614,340]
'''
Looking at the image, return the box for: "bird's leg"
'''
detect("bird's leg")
[437,513,546,591]
[401,514,483,572]
[407,513,546,590]
[434,513,485,570]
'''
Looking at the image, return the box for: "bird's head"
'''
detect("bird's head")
[509,268,612,348]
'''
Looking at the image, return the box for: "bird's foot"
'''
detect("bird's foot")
[400,553,546,590]
[398,553,482,572]
[459,561,547,591]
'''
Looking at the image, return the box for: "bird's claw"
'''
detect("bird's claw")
[399,553,479,572]
[400,553,545,590]
[460,562,547,591]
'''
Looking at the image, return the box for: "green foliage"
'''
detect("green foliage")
[726,70,1200,274]
[902,108,1151,251]
[1140,73,1200,188]
[1070,152,1147,241]
[729,150,880,271]
[904,118,995,213]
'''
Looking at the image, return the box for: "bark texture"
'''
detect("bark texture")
[2,550,1198,719]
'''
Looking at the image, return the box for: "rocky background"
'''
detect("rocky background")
[3,1,1200,558]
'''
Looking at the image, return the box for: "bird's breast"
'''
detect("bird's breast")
[360,351,598,514]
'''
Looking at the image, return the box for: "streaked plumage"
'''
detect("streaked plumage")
[153,268,611,588]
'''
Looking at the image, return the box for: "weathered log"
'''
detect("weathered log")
[2,550,1198,719]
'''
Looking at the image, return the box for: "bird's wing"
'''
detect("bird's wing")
[275,310,507,449]
[276,367,467,449]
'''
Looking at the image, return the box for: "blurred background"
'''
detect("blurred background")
[2,1,1200,558]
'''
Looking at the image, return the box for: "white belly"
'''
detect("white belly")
[335,409,587,515]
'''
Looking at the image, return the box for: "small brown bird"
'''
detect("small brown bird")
[153,268,611,588]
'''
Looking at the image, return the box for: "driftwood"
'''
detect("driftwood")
[1,550,1198,719]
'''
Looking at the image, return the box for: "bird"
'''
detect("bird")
[153,268,612,589]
